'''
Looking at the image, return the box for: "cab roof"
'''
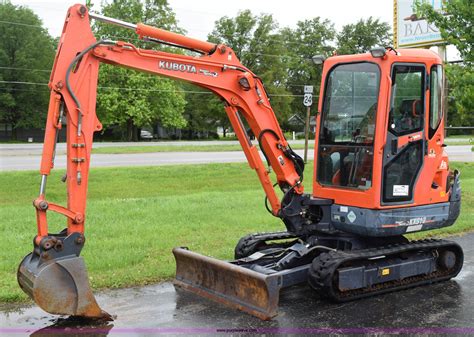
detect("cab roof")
[327,48,442,65]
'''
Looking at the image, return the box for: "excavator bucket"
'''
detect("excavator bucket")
[17,252,109,319]
[173,247,282,320]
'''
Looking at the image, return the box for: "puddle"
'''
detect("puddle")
[1,233,474,336]
[0,283,181,336]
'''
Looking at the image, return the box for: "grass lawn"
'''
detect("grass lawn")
[444,135,473,146]
[92,137,470,155]
[92,144,252,154]
[0,161,472,303]
[91,143,314,154]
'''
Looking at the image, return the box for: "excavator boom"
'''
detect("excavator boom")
[18,4,306,319]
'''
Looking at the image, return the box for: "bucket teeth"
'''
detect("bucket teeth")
[173,247,281,320]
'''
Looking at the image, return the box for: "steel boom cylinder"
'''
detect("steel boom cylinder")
[88,12,216,54]
[135,23,216,53]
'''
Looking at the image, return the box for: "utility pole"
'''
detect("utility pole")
[304,105,311,163]
[303,86,313,163]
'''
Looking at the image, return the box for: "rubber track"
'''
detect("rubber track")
[308,239,464,302]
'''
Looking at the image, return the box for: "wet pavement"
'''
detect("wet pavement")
[1,233,473,336]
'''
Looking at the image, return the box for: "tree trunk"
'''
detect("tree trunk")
[126,119,133,141]
[132,125,139,142]
[11,125,17,141]
[222,125,227,138]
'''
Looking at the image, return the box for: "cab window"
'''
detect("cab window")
[317,62,379,190]
[429,65,443,138]
[389,65,425,136]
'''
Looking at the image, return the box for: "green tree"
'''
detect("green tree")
[208,10,294,127]
[415,0,472,64]
[336,17,392,55]
[444,65,474,127]
[0,2,54,140]
[181,84,225,138]
[281,18,335,129]
[94,0,186,141]
[416,0,474,127]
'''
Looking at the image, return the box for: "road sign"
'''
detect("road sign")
[304,85,313,94]
[394,0,444,48]
[303,93,313,107]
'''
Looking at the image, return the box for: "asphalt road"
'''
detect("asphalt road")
[0,233,473,336]
[1,144,472,171]
[0,141,247,155]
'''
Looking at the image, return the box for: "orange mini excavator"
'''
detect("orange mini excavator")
[18,4,463,320]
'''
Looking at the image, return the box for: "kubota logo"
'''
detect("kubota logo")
[159,61,197,73]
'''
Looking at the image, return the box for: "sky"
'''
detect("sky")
[10,0,394,40]
[8,0,459,60]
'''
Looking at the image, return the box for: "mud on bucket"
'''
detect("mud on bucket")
[17,233,110,319]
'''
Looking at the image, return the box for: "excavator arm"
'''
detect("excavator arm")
[18,4,309,319]
[39,5,305,237]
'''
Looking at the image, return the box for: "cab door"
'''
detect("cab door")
[382,64,426,204]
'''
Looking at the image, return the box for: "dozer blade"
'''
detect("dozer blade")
[173,247,282,320]
[18,252,110,319]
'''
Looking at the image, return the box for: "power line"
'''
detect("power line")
[0,87,47,92]
[12,6,318,48]
[97,33,316,60]
[0,79,458,98]
[99,85,209,94]
[0,19,44,29]
[11,3,365,47]
[0,17,324,61]
[0,80,47,85]
[89,32,320,61]
[0,65,177,81]
[0,80,307,97]
[0,19,381,56]
[0,86,458,101]
[0,66,313,88]
[0,66,50,72]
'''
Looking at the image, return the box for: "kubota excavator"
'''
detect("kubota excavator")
[18,4,463,320]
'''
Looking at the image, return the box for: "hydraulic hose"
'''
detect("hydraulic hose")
[65,39,116,136]
[257,129,305,182]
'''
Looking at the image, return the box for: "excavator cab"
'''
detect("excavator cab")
[313,48,461,237]
[18,5,462,322]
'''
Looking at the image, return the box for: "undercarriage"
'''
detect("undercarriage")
[174,230,463,319]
